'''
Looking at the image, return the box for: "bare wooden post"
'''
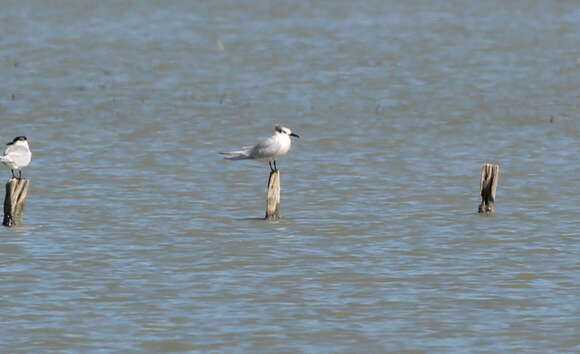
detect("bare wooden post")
[3,178,30,227]
[265,170,280,220]
[478,163,499,215]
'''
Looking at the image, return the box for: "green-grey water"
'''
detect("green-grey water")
[1,1,579,352]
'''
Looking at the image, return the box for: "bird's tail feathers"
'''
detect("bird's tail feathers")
[219,150,250,160]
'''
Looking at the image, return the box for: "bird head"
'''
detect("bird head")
[275,125,300,138]
[7,136,27,145]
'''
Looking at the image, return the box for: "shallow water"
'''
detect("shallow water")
[1,1,579,352]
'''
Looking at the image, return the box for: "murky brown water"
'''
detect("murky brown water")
[1,1,579,352]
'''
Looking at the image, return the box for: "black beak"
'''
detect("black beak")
[290,133,300,138]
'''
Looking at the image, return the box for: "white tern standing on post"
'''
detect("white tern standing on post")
[0,136,31,179]
[220,125,299,172]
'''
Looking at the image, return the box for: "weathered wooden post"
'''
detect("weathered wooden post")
[478,163,499,215]
[3,178,30,227]
[265,170,281,220]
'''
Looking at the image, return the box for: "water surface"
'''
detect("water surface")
[1,1,579,352]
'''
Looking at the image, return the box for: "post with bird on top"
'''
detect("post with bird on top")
[1,136,32,227]
[220,125,299,220]
[478,163,499,216]
[265,168,281,220]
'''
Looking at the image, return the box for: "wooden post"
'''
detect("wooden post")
[478,163,499,215]
[3,178,30,227]
[265,170,280,220]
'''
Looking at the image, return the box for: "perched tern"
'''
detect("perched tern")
[220,125,299,171]
[0,136,31,179]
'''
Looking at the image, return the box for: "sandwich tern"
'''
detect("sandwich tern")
[0,136,31,179]
[220,125,299,171]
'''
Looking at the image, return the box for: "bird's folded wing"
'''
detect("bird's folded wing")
[5,144,27,155]
[250,137,280,159]
[4,146,30,165]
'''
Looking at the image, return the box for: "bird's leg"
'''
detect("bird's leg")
[268,161,274,172]
[11,169,15,179]
[18,170,22,180]
[273,160,278,172]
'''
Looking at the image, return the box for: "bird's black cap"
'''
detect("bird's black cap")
[7,136,27,145]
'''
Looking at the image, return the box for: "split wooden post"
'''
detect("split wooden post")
[265,170,281,220]
[3,178,30,227]
[478,163,499,215]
